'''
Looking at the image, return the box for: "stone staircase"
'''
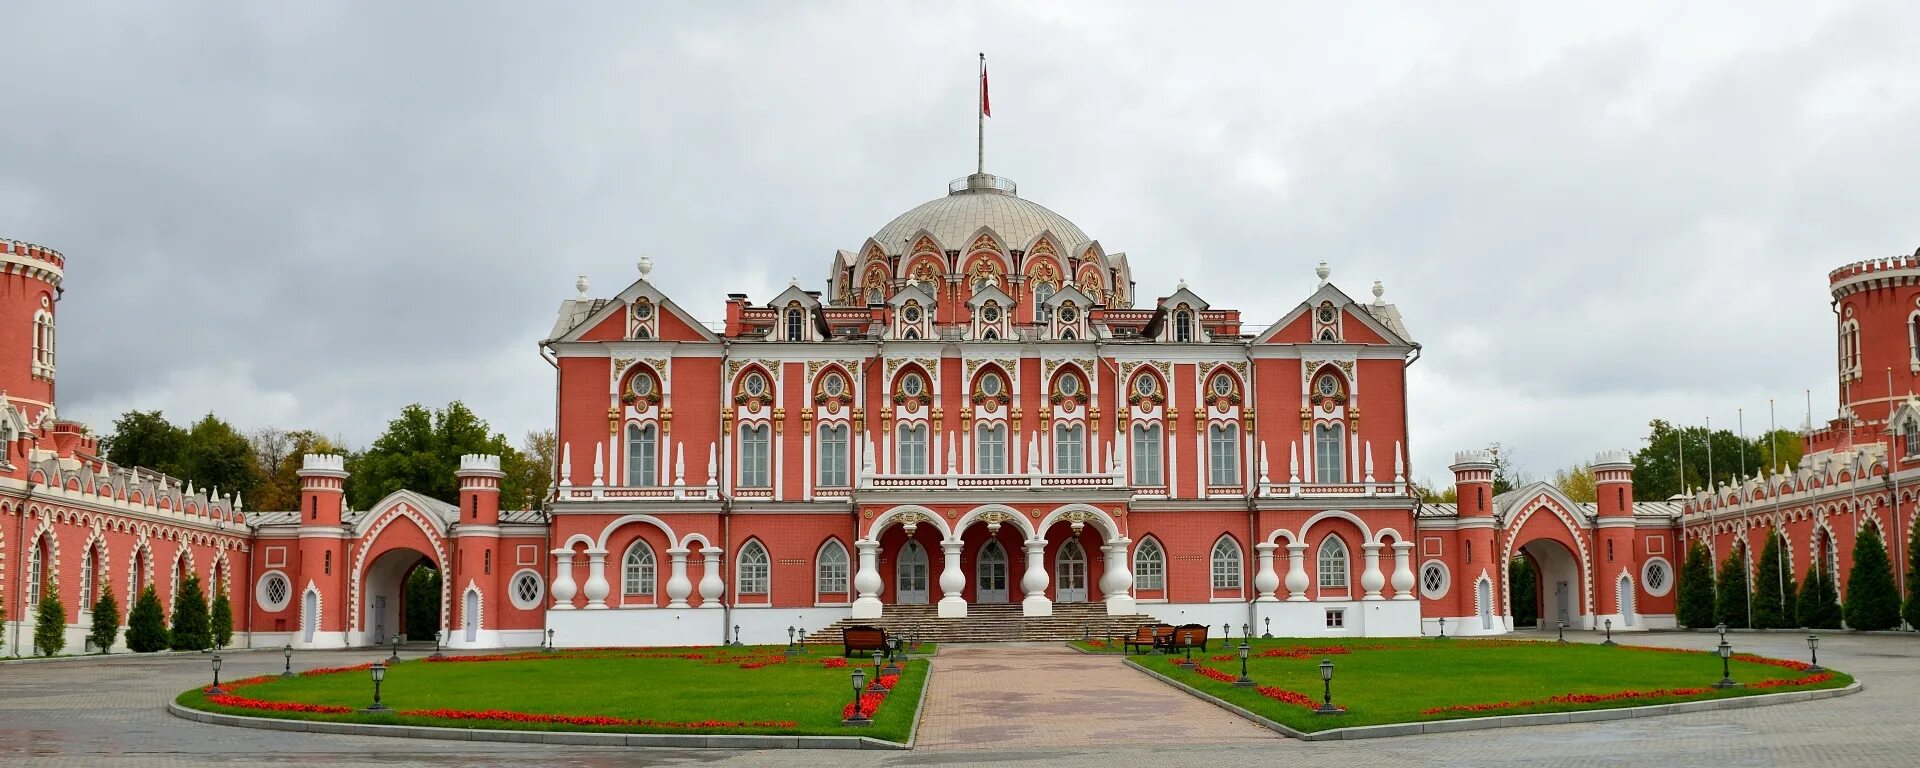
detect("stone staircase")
[802,603,1160,645]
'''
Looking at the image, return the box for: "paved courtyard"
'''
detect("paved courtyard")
[0,630,1913,767]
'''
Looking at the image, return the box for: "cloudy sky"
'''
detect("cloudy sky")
[7,2,1919,489]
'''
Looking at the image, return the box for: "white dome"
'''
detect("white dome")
[870,174,1089,254]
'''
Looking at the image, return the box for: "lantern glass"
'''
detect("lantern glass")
[852,667,866,689]
[1239,643,1249,661]
[1319,658,1334,681]
[211,655,222,672]
[1717,643,1731,659]
[283,644,292,659]
[371,662,387,682]
[1808,634,1818,650]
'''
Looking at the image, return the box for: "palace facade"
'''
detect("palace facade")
[12,175,1902,652]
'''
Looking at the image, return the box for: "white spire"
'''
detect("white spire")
[706,443,718,489]
[1259,441,1271,485]
[560,442,573,486]
[1289,440,1301,484]
[674,441,686,487]
[591,442,604,487]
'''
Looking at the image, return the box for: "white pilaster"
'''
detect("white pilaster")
[938,539,968,618]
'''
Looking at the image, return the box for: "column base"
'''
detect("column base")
[583,604,608,610]
[1103,597,1137,615]
[850,597,884,619]
[937,598,969,618]
[1022,597,1053,617]
[666,601,690,609]
[1254,595,1280,603]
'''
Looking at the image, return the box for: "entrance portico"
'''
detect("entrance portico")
[851,502,1134,620]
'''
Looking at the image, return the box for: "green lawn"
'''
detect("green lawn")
[175,646,927,743]
[1073,637,1850,732]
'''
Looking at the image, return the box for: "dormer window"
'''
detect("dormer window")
[785,305,804,340]
[1173,310,1193,342]
[1035,284,1054,323]
[1316,305,1335,323]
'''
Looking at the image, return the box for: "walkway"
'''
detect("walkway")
[913,643,1280,750]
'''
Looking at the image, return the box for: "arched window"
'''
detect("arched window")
[1134,538,1166,591]
[1054,424,1085,473]
[737,542,770,596]
[1034,284,1054,323]
[738,425,771,487]
[1208,424,1240,486]
[816,540,849,598]
[79,543,95,608]
[626,423,657,486]
[897,424,928,474]
[1317,536,1349,590]
[1173,310,1193,342]
[1905,417,1920,459]
[25,534,47,608]
[817,424,849,486]
[131,548,147,596]
[1132,424,1163,486]
[867,286,884,304]
[1210,537,1242,591]
[31,309,55,378]
[1314,423,1345,483]
[622,540,656,597]
[785,306,805,340]
[976,424,1006,474]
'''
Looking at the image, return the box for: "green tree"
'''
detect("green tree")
[34,584,67,656]
[1551,463,1596,503]
[1715,545,1751,628]
[1906,522,1920,630]
[1677,540,1716,628]
[1800,562,1843,630]
[1488,443,1530,495]
[168,574,212,651]
[102,410,187,475]
[250,428,345,512]
[209,587,234,650]
[1414,481,1458,504]
[1508,556,1538,627]
[176,414,262,501]
[348,402,527,510]
[1751,529,1791,629]
[1844,525,1901,630]
[507,429,556,511]
[404,565,442,639]
[89,585,121,654]
[1630,420,1775,501]
[126,586,169,652]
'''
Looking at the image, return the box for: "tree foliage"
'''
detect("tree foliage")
[126,586,169,652]
[1799,560,1843,630]
[511,429,557,510]
[1488,443,1529,495]
[34,586,65,656]
[210,586,234,650]
[102,410,187,476]
[250,429,345,512]
[1676,540,1716,628]
[168,574,212,651]
[1906,522,1920,631]
[1751,529,1791,629]
[348,402,526,510]
[405,565,442,639]
[89,585,121,654]
[1508,556,1538,627]
[1844,524,1901,631]
[1714,545,1751,628]
[175,414,261,500]
[1551,463,1596,503]
[1630,420,1800,501]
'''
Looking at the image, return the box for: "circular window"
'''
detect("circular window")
[1060,305,1078,323]
[743,373,767,397]
[1059,376,1080,396]
[982,304,1001,322]
[1419,560,1449,600]
[902,374,924,397]
[509,569,546,610]
[631,373,654,398]
[1134,376,1156,397]
[1641,558,1673,597]
[1316,375,1338,397]
[823,373,845,397]
[635,302,653,319]
[981,375,1002,397]
[1317,304,1335,323]
[257,571,291,612]
[1211,375,1233,398]
[903,304,922,323]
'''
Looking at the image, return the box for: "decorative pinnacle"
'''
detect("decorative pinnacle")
[575,275,590,298]
[638,256,654,280]
[1316,261,1331,285]
[1371,280,1385,305]
[1176,277,1188,291]
[789,276,800,287]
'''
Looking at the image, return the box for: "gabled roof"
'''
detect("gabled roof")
[1252,281,1413,346]
[966,281,1013,308]
[1045,283,1094,308]
[889,280,936,308]
[547,268,721,344]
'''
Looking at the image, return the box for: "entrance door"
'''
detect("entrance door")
[302,590,318,643]
[1555,581,1570,626]
[1478,578,1493,630]
[1056,540,1088,602]
[897,541,930,604]
[464,590,479,643]
[977,541,1009,603]
[372,595,388,645]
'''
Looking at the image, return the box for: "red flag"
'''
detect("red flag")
[980,64,991,117]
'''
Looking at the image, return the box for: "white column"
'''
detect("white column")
[1021,538,1053,617]
[1101,538,1136,615]
[1391,541,1417,601]
[1361,542,1385,600]
[698,548,725,608]
[1253,542,1280,602]
[938,539,968,618]
[851,540,884,619]
[581,548,610,609]
[549,549,578,610]
[665,547,693,608]
[1284,542,1309,601]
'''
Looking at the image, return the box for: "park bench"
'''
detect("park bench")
[1123,624,1172,654]
[1163,624,1209,654]
[842,625,891,658]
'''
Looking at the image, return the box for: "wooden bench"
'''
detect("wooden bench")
[1123,624,1171,655]
[1164,624,1209,655]
[842,625,890,658]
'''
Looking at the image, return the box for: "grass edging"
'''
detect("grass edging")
[1122,658,1863,741]
[166,663,936,751]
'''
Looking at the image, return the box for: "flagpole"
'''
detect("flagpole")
[1771,398,1785,621]
[1739,407,1750,624]
[977,53,985,176]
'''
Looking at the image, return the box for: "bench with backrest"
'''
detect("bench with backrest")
[842,625,890,658]
[1123,624,1172,654]
[1165,624,1209,656]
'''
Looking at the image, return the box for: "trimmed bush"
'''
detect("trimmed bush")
[1751,529,1791,629]
[1714,546,1750,628]
[34,586,66,657]
[126,585,169,652]
[1907,522,1920,631]
[169,573,212,651]
[90,585,121,654]
[1800,562,1843,630]
[1783,562,1801,628]
[1844,524,1900,630]
[210,587,233,650]
[1509,556,1538,628]
[1677,540,1716,628]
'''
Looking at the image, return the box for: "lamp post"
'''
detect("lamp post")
[361,661,391,713]
[1083,623,1090,642]
[281,644,295,678]
[1234,641,1253,687]
[1263,616,1272,638]
[885,637,902,675]
[1316,658,1341,715]
[798,627,808,654]
[786,626,798,656]
[208,654,227,695]
[389,634,402,662]
[545,628,555,653]
[868,650,887,694]
[1242,622,1250,641]
[1556,620,1567,643]
[732,624,744,648]
[1807,633,1824,673]
[1603,619,1615,646]
[1715,635,1740,689]
[431,630,444,660]
[1437,617,1447,639]
[843,668,870,726]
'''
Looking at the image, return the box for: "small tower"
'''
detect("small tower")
[451,453,506,647]
[297,453,347,525]
[1449,448,1502,630]
[456,453,504,525]
[1593,449,1634,518]
[1592,449,1640,627]
[294,453,349,647]
[1828,249,1920,427]
[0,237,64,425]
[1450,449,1496,518]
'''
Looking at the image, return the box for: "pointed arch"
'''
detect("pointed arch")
[736,539,771,603]
[815,538,851,604]
[1132,536,1167,594]
[1316,534,1351,594]
[621,538,658,604]
[1209,535,1243,596]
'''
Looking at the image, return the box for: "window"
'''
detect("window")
[739,425,771,487]
[31,308,54,377]
[1208,424,1240,485]
[1325,609,1346,628]
[980,374,1003,398]
[1057,375,1080,397]
[822,372,846,397]
[630,372,655,398]
[737,542,770,595]
[818,425,849,486]
[25,536,46,609]
[1317,537,1349,590]
[817,540,850,597]
[1906,417,1920,459]
[901,373,925,398]
[1132,424,1163,486]
[867,287,884,304]
[1419,561,1449,599]
[976,424,1007,474]
[1133,539,1166,591]
[80,545,95,609]
[1059,304,1078,324]
[1642,557,1673,597]
[1134,375,1157,398]
[897,424,928,474]
[258,572,291,611]
[1210,537,1242,591]
[1055,424,1085,473]
[903,303,922,323]
[626,424,658,486]
[1314,423,1345,483]
[982,303,1001,323]
[1035,284,1054,323]
[1316,374,1339,398]
[743,372,768,398]
[484,549,491,574]
[132,550,147,595]
[623,541,656,597]
[509,570,545,610]
[1173,310,1193,342]
[785,306,804,340]
[1210,375,1233,398]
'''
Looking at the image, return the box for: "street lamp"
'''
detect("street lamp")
[1234,641,1253,688]
[1556,620,1567,643]
[1263,616,1272,638]
[546,628,556,652]
[1181,636,1198,669]
[1083,623,1091,642]
[431,630,444,660]
[389,634,402,662]
[1222,623,1231,650]
[1603,619,1616,646]
[798,627,808,654]
[885,637,902,675]
[208,654,227,695]
[281,644,295,678]
[1714,635,1739,688]
[731,624,744,648]
[1437,617,1447,639]
[1316,658,1341,715]
[361,661,392,713]
[1807,633,1824,673]
[843,668,870,726]
[867,651,887,694]
[786,626,798,655]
